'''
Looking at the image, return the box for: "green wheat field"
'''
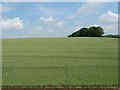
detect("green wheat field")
[2,37,118,87]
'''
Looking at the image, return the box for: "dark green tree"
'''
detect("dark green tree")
[88,26,104,37]
[68,26,104,37]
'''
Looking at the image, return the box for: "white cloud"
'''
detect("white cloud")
[39,16,64,27]
[1,17,24,31]
[24,16,66,38]
[89,24,101,27]
[81,10,118,35]
[102,25,118,34]
[56,21,64,27]
[87,11,118,35]
[39,16,54,24]
[99,11,118,24]
[67,3,104,19]
[98,11,118,34]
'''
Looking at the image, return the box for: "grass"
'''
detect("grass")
[2,37,118,87]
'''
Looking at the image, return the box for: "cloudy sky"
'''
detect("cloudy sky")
[0,1,118,38]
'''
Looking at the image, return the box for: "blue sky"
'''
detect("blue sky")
[0,2,118,38]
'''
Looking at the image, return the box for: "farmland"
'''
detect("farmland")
[2,37,118,87]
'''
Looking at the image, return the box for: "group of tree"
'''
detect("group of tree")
[68,26,104,37]
[103,34,120,38]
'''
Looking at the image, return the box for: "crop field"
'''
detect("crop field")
[2,37,118,87]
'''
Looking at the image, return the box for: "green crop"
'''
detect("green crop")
[2,37,118,87]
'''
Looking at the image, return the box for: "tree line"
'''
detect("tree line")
[68,26,104,37]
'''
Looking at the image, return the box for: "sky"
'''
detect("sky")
[0,1,118,38]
